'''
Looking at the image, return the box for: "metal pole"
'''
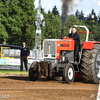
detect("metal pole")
[34,0,42,60]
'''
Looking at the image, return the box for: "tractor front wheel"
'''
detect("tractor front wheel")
[29,62,39,81]
[63,63,75,84]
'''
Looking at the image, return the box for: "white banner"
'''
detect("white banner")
[0,58,38,66]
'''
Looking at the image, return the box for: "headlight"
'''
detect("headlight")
[57,44,60,47]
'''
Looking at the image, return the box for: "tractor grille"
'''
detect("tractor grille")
[44,40,56,56]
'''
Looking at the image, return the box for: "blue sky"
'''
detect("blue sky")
[34,0,100,17]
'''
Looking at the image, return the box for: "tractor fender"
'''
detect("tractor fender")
[82,41,100,49]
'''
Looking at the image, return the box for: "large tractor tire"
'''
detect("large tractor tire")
[29,62,39,81]
[81,44,100,83]
[63,63,75,84]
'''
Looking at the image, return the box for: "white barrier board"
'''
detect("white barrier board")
[0,58,39,66]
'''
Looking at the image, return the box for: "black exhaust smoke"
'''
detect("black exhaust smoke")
[61,29,64,39]
[61,0,72,29]
[61,0,82,38]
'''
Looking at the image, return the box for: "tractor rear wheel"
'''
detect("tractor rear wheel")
[29,62,39,81]
[81,44,100,83]
[63,63,75,84]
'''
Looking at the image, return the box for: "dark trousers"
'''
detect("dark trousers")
[74,45,80,61]
[20,56,28,71]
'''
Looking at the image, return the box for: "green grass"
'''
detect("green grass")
[0,70,28,74]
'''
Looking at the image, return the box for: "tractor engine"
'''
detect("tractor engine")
[43,38,75,64]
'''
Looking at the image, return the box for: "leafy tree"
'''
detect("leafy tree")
[79,10,84,20]
[0,0,9,43]
[52,5,59,15]
[0,0,36,49]
[0,22,8,43]
[48,10,51,14]
[75,9,80,18]
[19,0,36,49]
[43,12,61,39]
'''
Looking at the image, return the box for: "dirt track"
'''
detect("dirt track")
[0,75,99,100]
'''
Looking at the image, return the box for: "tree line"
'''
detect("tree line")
[0,0,100,49]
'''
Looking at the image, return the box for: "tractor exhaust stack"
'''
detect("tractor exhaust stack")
[61,29,64,39]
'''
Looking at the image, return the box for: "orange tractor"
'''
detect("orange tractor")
[29,25,100,84]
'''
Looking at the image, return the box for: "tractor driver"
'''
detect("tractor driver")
[67,27,80,62]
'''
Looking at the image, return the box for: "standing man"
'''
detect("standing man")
[67,27,80,62]
[20,42,30,71]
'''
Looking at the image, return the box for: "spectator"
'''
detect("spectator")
[20,42,30,71]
